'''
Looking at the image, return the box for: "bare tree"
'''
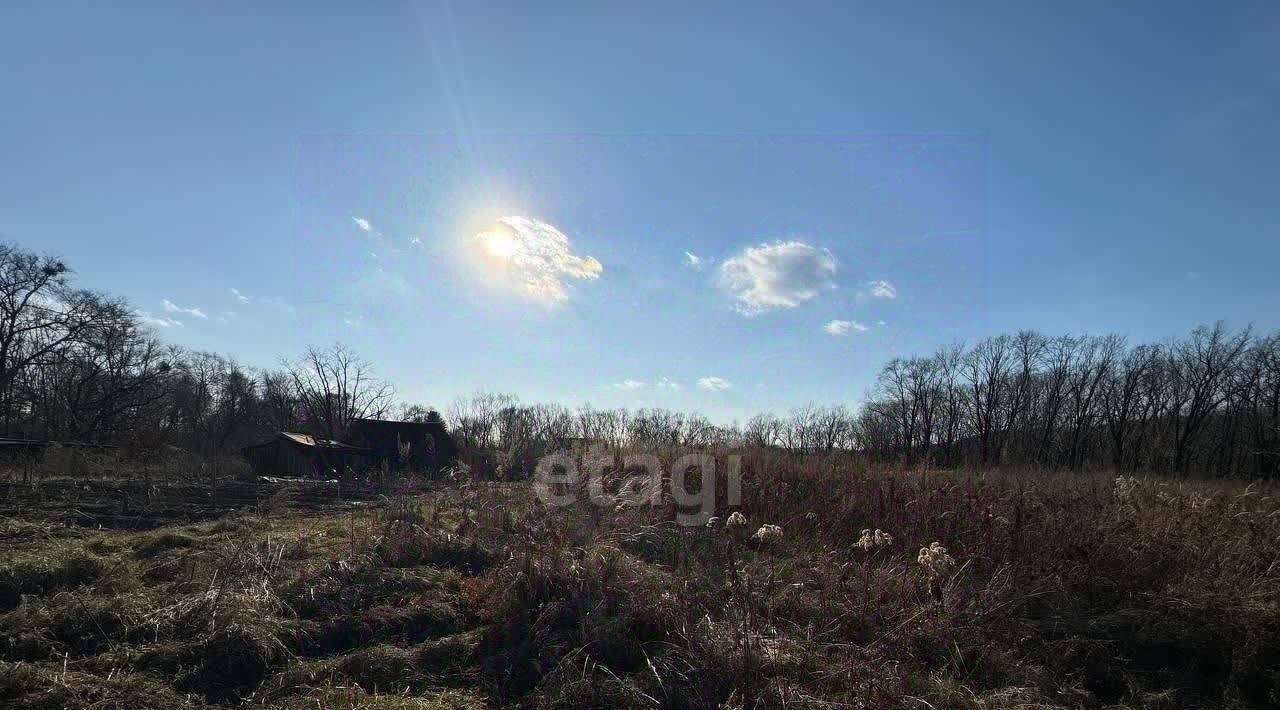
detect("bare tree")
[286,344,393,440]
[19,316,172,444]
[0,244,127,433]
[933,344,966,465]
[1169,323,1253,473]
[743,412,782,449]
[1061,335,1120,468]
[1102,342,1155,471]
[813,404,855,451]
[963,335,1014,465]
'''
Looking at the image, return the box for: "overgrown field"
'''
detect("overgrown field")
[2,452,1279,709]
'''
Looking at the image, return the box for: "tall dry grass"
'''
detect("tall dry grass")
[0,450,1277,708]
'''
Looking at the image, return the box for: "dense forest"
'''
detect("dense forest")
[3,241,1277,477]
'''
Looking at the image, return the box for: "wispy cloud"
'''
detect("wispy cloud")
[135,310,182,328]
[472,216,603,304]
[657,377,681,390]
[409,236,422,245]
[684,251,707,270]
[613,379,646,390]
[352,216,375,234]
[867,279,897,299]
[719,240,837,315]
[697,376,732,392]
[228,288,294,314]
[823,319,870,336]
[161,299,207,319]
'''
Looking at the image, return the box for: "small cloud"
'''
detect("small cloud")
[472,216,603,304]
[719,240,837,315]
[684,251,707,270]
[161,299,207,319]
[876,319,887,327]
[867,279,897,299]
[613,379,647,390]
[370,251,381,261]
[343,314,365,327]
[409,236,422,245]
[229,288,294,314]
[697,376,732,392]
[657,377,681,390]
[824,319,869,336]
[352,216,374,233]
[135,310,182,328]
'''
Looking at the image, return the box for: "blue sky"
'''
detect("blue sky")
[2,1,1278,422]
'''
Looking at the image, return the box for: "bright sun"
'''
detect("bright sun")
[477,229,519,259]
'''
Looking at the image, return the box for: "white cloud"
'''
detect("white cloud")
[229,288,294,314]
[614,379,646,390]
[684,251,706,270]
[697,376,732,392]
[352,216,374,233]
[473,216,603,304]
[876,319,887,327]
[409,236,422,245]
[867,279,897,299]
[824,319,870,336]
[135,310,182,328]
[719,240,837,315]
[657,377,681,390]
[161,299,207,319]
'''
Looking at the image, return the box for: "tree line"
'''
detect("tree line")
[4,241,1277,477]
[0,243,409,455]
[855,326,1280,476]
[443,324,1280,479]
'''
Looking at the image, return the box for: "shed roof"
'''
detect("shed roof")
[244,432,374,453]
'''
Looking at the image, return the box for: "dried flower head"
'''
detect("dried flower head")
[751,523,783,545]
[856,528,893,550]
[726,511,748,530]
[917,541,956,579]
[705,516,721,528]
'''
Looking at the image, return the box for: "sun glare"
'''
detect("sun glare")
[477,229,519,259]
[466,215,603,304]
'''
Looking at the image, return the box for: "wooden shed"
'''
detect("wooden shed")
[347,418,456,471]
[242,432,374,478]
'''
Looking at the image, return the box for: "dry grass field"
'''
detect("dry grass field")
[2,451,1279,709]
